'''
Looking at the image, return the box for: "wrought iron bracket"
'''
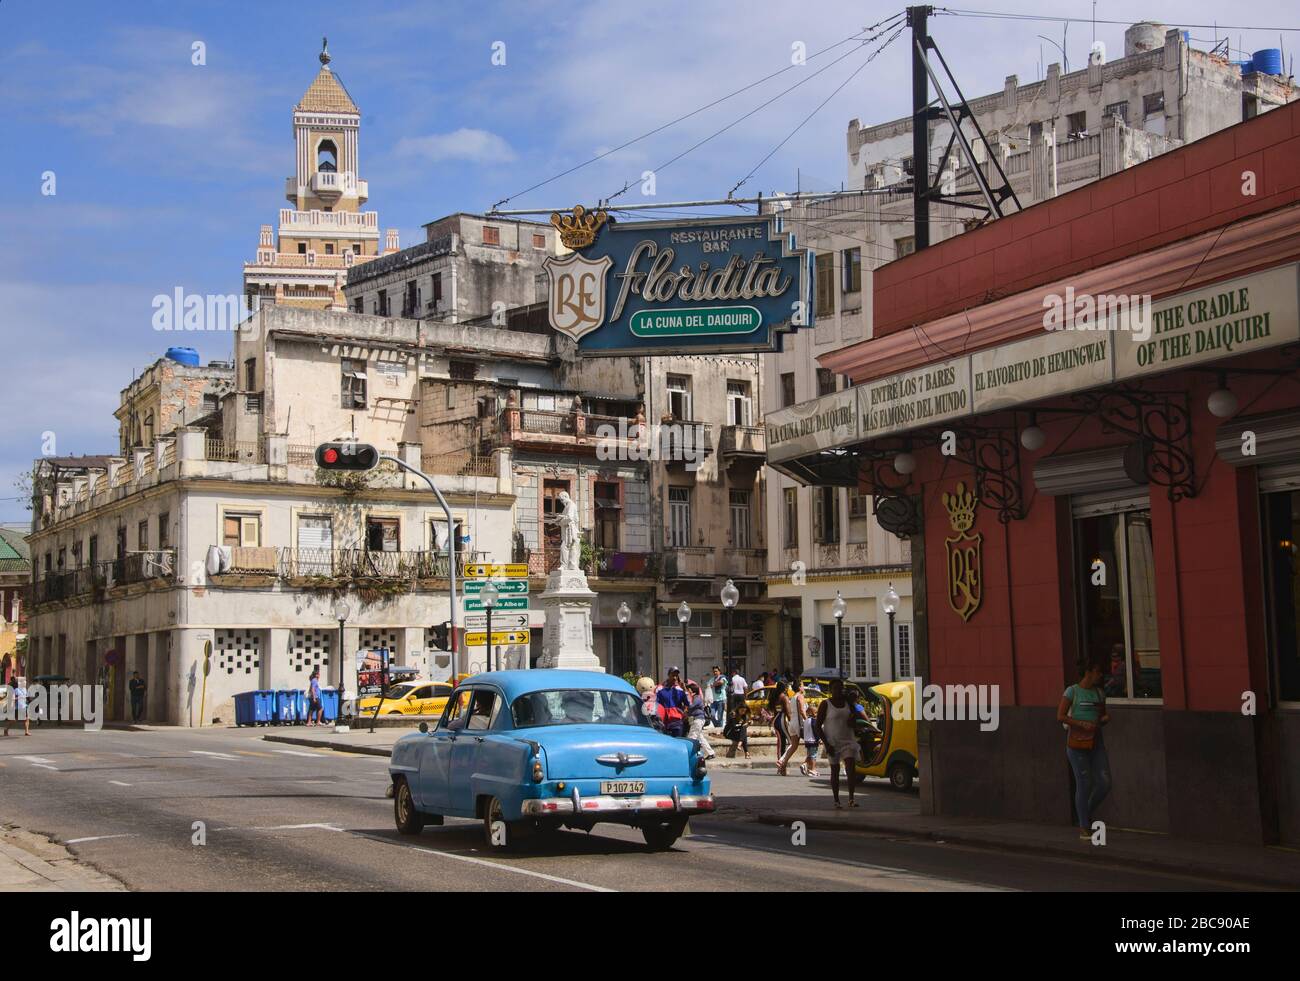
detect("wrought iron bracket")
[931,426,1026,524]
[1069,386,1196,501]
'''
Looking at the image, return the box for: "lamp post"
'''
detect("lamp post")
[720,580,739,726]
[480,579,499,672]
[332,597,351,733]
[677,601,691,686]
[883,583,900,681]
[831,590,847,681]
[616,601,631,678]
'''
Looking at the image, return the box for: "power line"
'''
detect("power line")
[603,14,909,205]
[937,7,1300,33]
[729,25,907,197]
[490,15,905,210]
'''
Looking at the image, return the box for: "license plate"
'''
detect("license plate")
[600,780,645,795]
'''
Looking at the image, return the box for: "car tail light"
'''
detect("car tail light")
[532,761,544,783]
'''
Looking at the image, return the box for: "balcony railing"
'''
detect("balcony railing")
[422,451,497,478]
[590,550,657,578]
[719,424,765,457]
[663,422,713,463]
[206,439,266,464]
[276,548,489,581]
[722,547,767,578]
[664,547,716,579]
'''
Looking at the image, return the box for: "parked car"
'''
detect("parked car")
[359,680,454,716]
[388,670,714,850]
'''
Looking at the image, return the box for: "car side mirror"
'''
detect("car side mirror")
[418,722,429,734]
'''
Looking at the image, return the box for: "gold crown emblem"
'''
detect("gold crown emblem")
[550,205,608,250]
[942,481,978,533]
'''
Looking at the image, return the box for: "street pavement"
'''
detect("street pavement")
[0,725,1262,892]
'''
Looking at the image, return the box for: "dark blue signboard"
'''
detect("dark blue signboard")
[543,208,814,356]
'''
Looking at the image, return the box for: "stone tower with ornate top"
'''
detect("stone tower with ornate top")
[242,39,399,312]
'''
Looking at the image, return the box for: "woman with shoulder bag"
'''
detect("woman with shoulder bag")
[724,702,751,759]
[1058,660,1113,840]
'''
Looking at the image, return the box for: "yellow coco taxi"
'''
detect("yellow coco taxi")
[358,680,454,717]
[853,680,919,790]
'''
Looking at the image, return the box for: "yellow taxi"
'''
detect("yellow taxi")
[358,680,454,717]
[853,680,919,790]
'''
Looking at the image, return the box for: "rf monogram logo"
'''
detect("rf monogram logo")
[545,252,612,341]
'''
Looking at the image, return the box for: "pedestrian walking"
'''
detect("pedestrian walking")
[700,671,715,727]
[685,682,717,760]
[1059,660,1113,840]
[306,668,324,726]
[636,676,664,731]
[799,708,821,777]
[776,679,808,776]
[4,676,31,736]
[724,701,751,759]
[656,667,688,738]
[767,681,788,762]
[709,666,727,727]
[817,679,860,808]
[729,667,747,714]
[129,671,147,722]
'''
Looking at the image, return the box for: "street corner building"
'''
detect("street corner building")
[766,99,1300,847]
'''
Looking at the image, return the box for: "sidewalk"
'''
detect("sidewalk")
[0,826,126,892]
[265,725,1300,889]
[723,796,1300,891]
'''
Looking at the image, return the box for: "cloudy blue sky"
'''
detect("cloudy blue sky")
[1,0,1295,521]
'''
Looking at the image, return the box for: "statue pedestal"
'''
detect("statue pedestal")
[537,568,603,671]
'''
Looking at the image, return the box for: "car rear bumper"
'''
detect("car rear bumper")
[521,793,715,817]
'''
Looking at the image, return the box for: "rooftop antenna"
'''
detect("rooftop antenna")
[1092,2,1096,44]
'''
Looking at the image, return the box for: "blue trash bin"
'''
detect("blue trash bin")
[234,691,256,727]
[254,691,275,725]
[275,690,299,724]
[320,688,340,722]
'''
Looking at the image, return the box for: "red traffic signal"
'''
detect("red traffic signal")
[314,441,380,471]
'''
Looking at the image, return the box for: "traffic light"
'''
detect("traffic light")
[314,441,379,471]
[429,621,450,650]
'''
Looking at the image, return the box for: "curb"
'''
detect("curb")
[262,734,392,757]
[743,812,1296,890]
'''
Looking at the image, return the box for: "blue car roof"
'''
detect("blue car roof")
[459,670,636,703]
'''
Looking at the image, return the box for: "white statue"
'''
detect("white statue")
[545,490,582,571]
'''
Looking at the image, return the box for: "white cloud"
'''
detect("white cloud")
[395,128,517,164]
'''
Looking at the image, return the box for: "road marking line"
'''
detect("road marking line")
[349,831,613,892]
[190,750,240,761]
[272,749,327,758]
[66,834,138,844]
[17,755,56,764]
[108,780,132,787]
[236,750,275,758]
[30,763,58,770]
[250,823,344,832]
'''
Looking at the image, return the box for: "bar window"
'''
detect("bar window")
[1073,506,1161,699]
[1263,489,1300,702]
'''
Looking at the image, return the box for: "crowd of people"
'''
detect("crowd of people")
[633,665,870,808]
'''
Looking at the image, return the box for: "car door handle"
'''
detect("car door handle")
[474,736,484,743]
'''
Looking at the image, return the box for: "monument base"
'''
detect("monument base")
[537,568,603,671]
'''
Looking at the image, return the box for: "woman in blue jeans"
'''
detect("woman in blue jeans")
[1058,661,1112,841]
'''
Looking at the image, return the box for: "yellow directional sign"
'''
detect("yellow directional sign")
[464,563,529,579]
[465,630,530,647]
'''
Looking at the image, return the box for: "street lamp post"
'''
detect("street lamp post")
[832,590,847,681]
[481,579,499,672]
[616,601,631,678]
[677,601,691,687]
[720,580,739,726]
[332,598,351,733]
[883,583,900,681]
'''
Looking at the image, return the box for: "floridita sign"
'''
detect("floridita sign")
[767,262,1300,464]
[544,207,814,356]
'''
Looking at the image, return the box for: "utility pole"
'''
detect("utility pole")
[910,5,933,251]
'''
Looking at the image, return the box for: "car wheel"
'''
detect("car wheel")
[888,762,914,791]
[482,796,518,851]
[393,779,426,835]
[641,817,687,851]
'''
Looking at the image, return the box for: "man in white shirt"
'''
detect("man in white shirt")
[729,670,747,714]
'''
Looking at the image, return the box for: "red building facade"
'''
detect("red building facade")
[768,102,1300,844]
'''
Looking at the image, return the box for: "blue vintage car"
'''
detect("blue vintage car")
[388,670,714,850]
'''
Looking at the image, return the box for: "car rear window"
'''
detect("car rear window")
[511,689,647,729]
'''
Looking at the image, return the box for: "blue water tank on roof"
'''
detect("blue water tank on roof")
[1251,49,1283,76]
[164,346,201,366]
